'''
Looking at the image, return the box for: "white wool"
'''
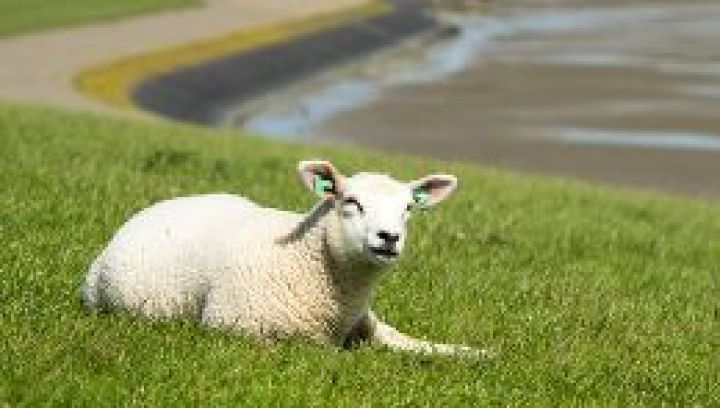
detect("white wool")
[82,162,489,358]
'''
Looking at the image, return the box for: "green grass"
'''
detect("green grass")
[1,102,718,406]
[0,0,198,37]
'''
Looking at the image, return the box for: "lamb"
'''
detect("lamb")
[82,159,489,358]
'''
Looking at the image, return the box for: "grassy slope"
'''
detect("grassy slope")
[0,103,718,406]
[0,0,198,37]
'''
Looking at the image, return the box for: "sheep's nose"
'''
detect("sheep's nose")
[377,230,400,244]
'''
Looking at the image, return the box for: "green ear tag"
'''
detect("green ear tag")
[314,174,333,197]
[413,189,430,207]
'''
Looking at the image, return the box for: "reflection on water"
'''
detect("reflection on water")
[557,129,720,151]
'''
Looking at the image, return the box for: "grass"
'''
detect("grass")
[0,0,199,38]
[0,102,718,406]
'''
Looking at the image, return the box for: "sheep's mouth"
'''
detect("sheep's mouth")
[369,247,399,259]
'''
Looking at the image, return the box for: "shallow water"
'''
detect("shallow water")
[230,1,720,198]
[236,8,644,138]
[557,129,720,151]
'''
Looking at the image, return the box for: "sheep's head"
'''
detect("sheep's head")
[298,160,457,266]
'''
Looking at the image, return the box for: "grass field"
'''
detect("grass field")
[1,102,718,405]
[0,0,198,37]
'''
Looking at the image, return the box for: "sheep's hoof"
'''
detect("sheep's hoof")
[455,345,498,360]
[477,347,499,360]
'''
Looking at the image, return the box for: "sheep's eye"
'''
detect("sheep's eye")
[343,198,364,214]
[406,204,413,212]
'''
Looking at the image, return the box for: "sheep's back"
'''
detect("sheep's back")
[88,193,302,316]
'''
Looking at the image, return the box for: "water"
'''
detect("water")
[557,129,720,151]
[243,80,380,136]
[227,1,720,198]
[237,8,658,138]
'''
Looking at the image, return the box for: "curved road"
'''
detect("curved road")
[133,1,438,124]
[0,0,368,116]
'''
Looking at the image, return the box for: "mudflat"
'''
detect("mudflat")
[318,1,720,199]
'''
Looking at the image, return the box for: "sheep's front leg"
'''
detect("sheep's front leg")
[347,311,493,359]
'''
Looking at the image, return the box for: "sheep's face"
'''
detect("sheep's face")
[336,173,413,264]
[298,160,457,266]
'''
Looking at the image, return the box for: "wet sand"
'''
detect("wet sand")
[315,1,720,199]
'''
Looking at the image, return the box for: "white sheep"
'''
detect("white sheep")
[82,159,489,358]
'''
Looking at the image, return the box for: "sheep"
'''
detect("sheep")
[82,159,489,358]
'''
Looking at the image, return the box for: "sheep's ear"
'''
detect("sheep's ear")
[408,175,457,208]
[297,160,345,199]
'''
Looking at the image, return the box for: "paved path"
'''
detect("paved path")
[0,0,366,115]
